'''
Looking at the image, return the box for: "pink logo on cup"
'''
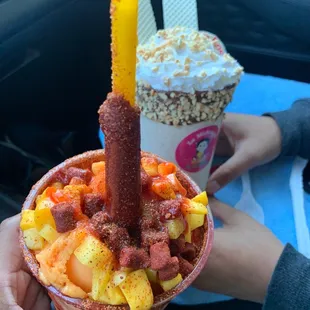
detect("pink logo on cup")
[201,31,226,55]
[175,126,219,173]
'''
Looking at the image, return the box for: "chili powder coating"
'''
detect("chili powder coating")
[98,93,141,229]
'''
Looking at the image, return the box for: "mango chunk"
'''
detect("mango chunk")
[51,185,87,206]
[151,179,176,200]
[99,282,127,305]
[181,199,207,215]
[36,195,55,210]
[92,263,113,300]
[20,210,36,231]
[74,235,114,268]
[166,174,187,196]
[158,162,176,176]
[145,268,157,283]
[51,182,64,189]
[120,269,154,310]
[24,228,45,250]
[141,157,158,177]
[39,224,59,243]
[112,270,130,287]
[165,218,185,240]
[192,191,208,206]
[92,161,105,176]
[34,207,56,231]
[64,184,92,196]
[184,226,191,243]
[160,273,183,292]
[185,214,205,231]
[89,173,106,195]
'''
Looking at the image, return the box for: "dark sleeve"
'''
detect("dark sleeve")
[264,244,310,310]
[264,99,310,159]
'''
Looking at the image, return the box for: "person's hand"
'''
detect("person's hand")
[194,198,284,303]
[207,113,282,194]
[0,214,50,310]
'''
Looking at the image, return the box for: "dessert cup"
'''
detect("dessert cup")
[20,150,214,310]
[136,27,243,189]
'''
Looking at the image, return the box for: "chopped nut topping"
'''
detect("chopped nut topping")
[164,77,171,87]
[136,82,237,126]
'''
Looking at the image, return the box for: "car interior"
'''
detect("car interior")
[1,0,310,309]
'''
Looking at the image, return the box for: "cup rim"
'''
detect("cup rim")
[20,149,214,309]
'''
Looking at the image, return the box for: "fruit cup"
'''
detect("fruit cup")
[20,150,214,310]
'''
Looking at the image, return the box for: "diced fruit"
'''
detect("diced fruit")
[23,228,45,250]
[51,182,64,189]
[39,224,59,243]
[120,267,133,273]
[64,185,92,196]
[185,214,205,231]
[63,185,91,215]
[34,208,56,231]
[51,189,70,204]
[89,173,106,195]
[99,281,127,305]
[67,254,93,293]
[181,199,208,215]
[92,263,113,300]
[165,218,185,239]
[145,268,157,283]
[45,187,57,200]
[166,174,187,196]
[36,194,55,210]
[151,178,176,200]
[92,161,105,176]
[42,186,63,204]
[158,162,176,176]
[52,185,90,205]
[141,157,158,177]
[160,273,183,291]
[74,235,114,268]
[184,225,192,243]
[20,210,36,231]
[192,191,208,206]
[120,269,154,310]
[112,269,130,287]
[70,177,85,185]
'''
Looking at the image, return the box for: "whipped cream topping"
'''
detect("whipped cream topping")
[136,27,243,93]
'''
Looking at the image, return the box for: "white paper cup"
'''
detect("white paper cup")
[141,114,223,190]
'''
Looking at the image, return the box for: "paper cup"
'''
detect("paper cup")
[137,81,237,190]
[141,115,223,190]
[20,150,214,310]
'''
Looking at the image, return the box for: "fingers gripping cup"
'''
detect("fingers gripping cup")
[137,27,243,189]
[20,150,214,310]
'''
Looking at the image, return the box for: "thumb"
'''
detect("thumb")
[209,198,261,229]
[209,198,242,226]
[207,146,256,194]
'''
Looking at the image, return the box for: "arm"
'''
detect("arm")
[266,99,310,159]
[264,244,310,309]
